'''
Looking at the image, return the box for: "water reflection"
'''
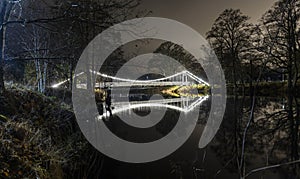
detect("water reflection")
[97,94,209,119]
[93,89,298,178]
[209,96,299,179]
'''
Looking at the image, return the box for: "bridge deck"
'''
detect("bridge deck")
[112,97,195,106]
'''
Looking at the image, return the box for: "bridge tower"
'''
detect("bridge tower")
[180,97,189,109]
[181,71,188,86]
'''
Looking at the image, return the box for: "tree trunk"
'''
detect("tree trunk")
[42,61,47,93]
[0,1,7,94]
[0,27,5,94]
[69,59,73,90]
[249,58,254,98]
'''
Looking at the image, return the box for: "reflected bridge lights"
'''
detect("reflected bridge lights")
[96,95,210,120]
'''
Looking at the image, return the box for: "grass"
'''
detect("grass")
[0,87,104,178]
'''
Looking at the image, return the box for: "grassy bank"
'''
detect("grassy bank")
[0,87,103,179]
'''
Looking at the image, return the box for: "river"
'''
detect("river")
[93,88,297,179]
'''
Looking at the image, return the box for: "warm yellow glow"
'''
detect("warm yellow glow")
[162,84,210,98]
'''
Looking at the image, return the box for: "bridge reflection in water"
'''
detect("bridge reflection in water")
[51,70,210,119]
[97,95,209,119]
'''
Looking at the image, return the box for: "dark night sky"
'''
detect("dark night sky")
[139,0,277,36]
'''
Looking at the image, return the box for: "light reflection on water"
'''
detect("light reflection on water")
[97,94,209,120]
[95,92,294,179]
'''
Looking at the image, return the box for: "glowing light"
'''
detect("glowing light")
[91,70,209,85]
[51,72,84,88]
[91,70,187,83]
[51,70,210,88]
[52,80,68,88]
[97,95,209,120]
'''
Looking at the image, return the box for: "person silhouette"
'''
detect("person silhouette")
[105,90,112,116]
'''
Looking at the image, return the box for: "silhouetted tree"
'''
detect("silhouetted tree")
[207,9,253,91]
[0,0,13,93]
[153,42,206,78]
[260,0,300,166]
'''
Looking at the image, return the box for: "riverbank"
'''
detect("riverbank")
[227,81,299,97]
[0,87,103,178]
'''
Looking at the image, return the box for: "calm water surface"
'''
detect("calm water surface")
[95,89,295,179]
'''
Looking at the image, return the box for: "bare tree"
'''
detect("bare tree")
[51,0,142,90]
[261,0,300,164]
[0,0,14,93]
[207,9,253,91]
[20,25,51,93]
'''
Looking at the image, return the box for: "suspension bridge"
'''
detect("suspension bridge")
[51,70,210,89]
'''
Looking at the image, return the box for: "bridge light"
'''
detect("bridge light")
[52,70,210,88]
